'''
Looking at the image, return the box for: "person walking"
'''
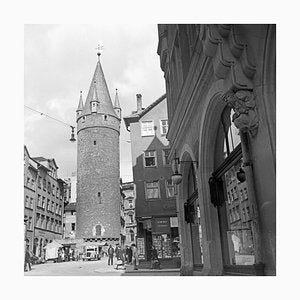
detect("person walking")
[128,245,133,264]
[24,245,31,272]
[150,245,160,269]
[115,244,121,260]
[107,245,114,266]
[131,243,139,270]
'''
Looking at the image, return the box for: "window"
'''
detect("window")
[91,102,97,113]
[98,192,102,204]
[37,194,41,207]
[47,182,51,194]
[42,197,45,209]
[71,223,76,231]
[43,179,46,191]
[95,225,101,236]
[160,119,168,135]
[25,196,29,207]
[129,215,134,223]
[31,179,35,189]
[27,177,30,187]
[227,192,231,204]
[244,187,248,199]
[141,121,154,136]
[55,204,59,214]
[145,181,160,199]
[144,150,156,167]
[28,217,32,230]
[162,149,170,165]
[166,179,175,197]
[52,185,55,196]
[51,201,55,212]
[30,198,34,209]
[94,140,96,145]
[59,205,62,215]
[47,199,50,211]
[130,229,134,242]
[38,176,41,188]
[82,116,86,123]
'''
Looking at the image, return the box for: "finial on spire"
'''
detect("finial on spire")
[95,44,104,60]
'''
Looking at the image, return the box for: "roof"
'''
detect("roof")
[82,57,117,118]
[123,93,166,130]
[33,157,59,170]
[64,202,76,212]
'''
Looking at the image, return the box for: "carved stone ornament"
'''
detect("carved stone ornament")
[221,89,258,137]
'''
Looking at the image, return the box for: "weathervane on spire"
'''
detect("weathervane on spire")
[95,44,104,59]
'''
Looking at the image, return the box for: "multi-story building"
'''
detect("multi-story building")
[24,146,65,259]
[157,24,276,275]
[124,94,179,262]
[75,51,121,245]
[24,146,38,250]
[121,181,137,246]
[63,173,77,239]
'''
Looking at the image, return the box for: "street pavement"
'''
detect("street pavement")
[24,259,180,276]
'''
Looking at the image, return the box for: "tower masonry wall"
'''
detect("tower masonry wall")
[77,112,120,134]
[76,122,121,239]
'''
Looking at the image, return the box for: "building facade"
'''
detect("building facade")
[76,52,121,245]
[124,94,179,261]
[24,146,65,259]
[121,181,137,246]
[157,24,276,275]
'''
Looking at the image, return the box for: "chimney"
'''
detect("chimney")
[136,94,142,112]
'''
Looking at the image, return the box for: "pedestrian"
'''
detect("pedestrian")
[131,243,139,270]
[125,246,130,264]
[116,245,126,270]
[107,244,114,266]
[150,245,160,269]
[115,244,121,260]
[128,245,133,264]
[24,245,31,272]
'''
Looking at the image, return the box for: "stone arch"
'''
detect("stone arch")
[176,144,199,275]
[195,80,228,275]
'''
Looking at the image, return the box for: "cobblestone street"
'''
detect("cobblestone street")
[24,259,180,276]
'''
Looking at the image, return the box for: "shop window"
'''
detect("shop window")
[145,181,160,199]
[144,150,156,167]
[141,120,154,136]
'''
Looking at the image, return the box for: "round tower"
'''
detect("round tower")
[76,52,121,244]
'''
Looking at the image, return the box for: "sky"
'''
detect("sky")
[24,24,166,182]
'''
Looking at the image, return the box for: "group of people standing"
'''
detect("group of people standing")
[107,243,139,270]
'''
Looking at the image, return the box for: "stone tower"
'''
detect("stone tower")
[76,52,121,244]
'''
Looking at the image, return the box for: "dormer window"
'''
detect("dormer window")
[91,102,97,113]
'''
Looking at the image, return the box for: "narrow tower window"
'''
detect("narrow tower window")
[94,140,96,145]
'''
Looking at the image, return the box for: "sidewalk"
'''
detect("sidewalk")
[121,264,180,276]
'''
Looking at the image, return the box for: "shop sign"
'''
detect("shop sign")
[153,217,170,233]
[137,238,145,258]
[170,217,178,227]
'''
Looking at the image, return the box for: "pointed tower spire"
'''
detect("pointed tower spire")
[76,91,84,117]
[114,89,121,108]
[82,52,117,117]
[113,88,121,119]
